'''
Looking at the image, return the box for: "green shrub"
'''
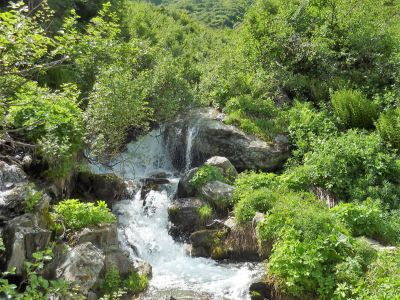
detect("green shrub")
[101,266,122,296]
[198,204,213,222]
[123,272,148,295]
[8,82,84,178]
[331,89,378,129]
[332,200,400,245]
[52,199,116,231]
[376,108,400,151]
[24,185,43,213]
[234,188,278,225]
[355,250,400,300]
[292,130,400,208]
[286,101,337,165]
[189,165,225,189]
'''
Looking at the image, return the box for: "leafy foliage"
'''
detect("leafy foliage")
[331,90,378,129]
[198,204,213,222]
[189,165,226,189]
[24,185,43,213]
[52,199,116,231]
[0,249,84,299]
[332,200,400,245]
[376,107,400,152]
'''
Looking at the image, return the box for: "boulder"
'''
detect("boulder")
[74,172,126,207]
[56,242,105,295]
[163,108,290,172]
[199,181,234,211]
[0,161,29,221]
[3,214,51,275]
[168,198,213,240]
[205,156,238,180]
[176,168,198,198]
[103,247,146,279]
[189,229,228,259]
[74,223,118,249]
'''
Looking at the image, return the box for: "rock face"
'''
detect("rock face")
[0,161,29,222]
[176,168,198,199]
[3,214,51,275]
[199,181,234,211]
[74,172,126,207]
[56,242,105,295]
[168,198,213,240]
[74,223,119,249]
[163,108,290,172]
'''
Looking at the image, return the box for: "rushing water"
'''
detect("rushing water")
[93,129,262,299]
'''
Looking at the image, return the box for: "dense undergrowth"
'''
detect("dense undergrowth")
[1,0,400,299]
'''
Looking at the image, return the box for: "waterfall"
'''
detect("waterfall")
[94,128,262,299]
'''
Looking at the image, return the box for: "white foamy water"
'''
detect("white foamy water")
[93,128,262,299]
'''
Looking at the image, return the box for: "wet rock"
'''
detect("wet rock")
[141,177,170,198]
[176,167,198,198]
[56,242,105,295]
[74,172,126,207]
[164,108,290,172]
[168,198,213,240]
[0,161,29,221]
[199,181,234,211]
[249,281,272,300]
[74,223,118,249]
[189,229,228,259]
[103,247,149,279]
[123,180,141,198]
[205,156,238,180]
[3,214,51,275]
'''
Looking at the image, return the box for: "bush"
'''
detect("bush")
[8,82,84,178]
[234,188,278,225]
[332,200,400,245]
[355,250,400,300]
[189,165,226,189]
[293,130,400,208]
[331,89,378,129]
[52,199,116,231]
[286,101,337,165]
[376,108,400,151]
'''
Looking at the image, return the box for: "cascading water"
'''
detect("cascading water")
[94,128,262,299]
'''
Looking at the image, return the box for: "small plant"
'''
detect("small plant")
[198,204,213,222]
[123,272,149,295]
[52,199,116,231]
[376,108,400,151]
[102,266,122,295]
[0,249,83,299]
[331,89,378,129]
[189,165,225,189]
[24,185,43,213]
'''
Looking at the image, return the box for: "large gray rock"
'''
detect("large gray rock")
[168,198,214,240]
[3,214,51,275]
[74,223,118,249]
[199,181,234,211]
[163,108,290,172]
[176,168,198,198]
[74,172,126,207]
[56,242,105,295]
[0,161,29,221]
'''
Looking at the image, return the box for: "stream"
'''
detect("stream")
[93,128,262,299]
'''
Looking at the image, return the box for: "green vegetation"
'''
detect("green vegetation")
[198,204,212,222]
[24,185,43,213]
[0,249,83,299]
[331,90,378,129]
[149,0,253,28]
[1,0,400,299]
[189,165,226,189]
[52,199,116,231]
